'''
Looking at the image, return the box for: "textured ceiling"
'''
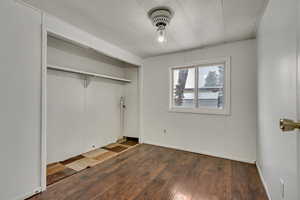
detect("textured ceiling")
[23,0,267,58]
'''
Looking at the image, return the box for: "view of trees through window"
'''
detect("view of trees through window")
[172,65,225,109]
[173,68,195,107]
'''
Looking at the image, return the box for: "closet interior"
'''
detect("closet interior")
[46,35,140,185]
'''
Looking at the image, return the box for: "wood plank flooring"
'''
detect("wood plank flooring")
[46,141,137,186]
[28,144,268,200]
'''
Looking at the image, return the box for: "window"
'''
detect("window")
[172,67,195,108]
[169,57,230,115]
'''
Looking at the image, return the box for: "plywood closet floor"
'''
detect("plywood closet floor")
[47,140,139,186]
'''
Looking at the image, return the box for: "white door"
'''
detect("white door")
[275,0,300,199]
[298,0,300,197]
[257,0,299,199]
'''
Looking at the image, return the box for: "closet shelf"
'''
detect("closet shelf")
[47,64,131,83]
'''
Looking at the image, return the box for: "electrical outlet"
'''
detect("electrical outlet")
[92,145,96,148]
[34,189,40,194]
[163,129,167,134]
[280,178,285,200]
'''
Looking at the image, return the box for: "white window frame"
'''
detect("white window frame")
[169,57,231,115]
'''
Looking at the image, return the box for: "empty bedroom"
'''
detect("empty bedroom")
[0,0,299,200]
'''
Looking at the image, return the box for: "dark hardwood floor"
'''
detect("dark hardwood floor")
[28,144,268,200]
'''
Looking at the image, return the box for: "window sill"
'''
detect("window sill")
[168,107,230,115]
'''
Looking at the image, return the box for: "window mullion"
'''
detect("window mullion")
[195,67,199,108]
[170,69,174,108]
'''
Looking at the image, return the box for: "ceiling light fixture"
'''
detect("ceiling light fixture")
[148,7,173,43]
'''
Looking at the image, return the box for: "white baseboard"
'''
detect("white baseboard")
[256,163,272,200]
[13,187,42,200]
[143,141,256,164]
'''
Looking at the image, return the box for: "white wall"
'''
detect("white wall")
[0,2,140,198]
[142,40,257,163]
[47,37,134,163]
[257,0,299,199]
[0,1,42,199]
[44,14,142,66]
[124,66,140,138]
[48,36,127,77]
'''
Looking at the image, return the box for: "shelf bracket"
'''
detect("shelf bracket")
[83,76,91,88]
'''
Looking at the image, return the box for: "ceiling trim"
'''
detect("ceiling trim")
[15,0,43,13]
[255,0,270,34]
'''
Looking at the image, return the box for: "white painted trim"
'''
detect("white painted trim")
[297,0,300,196]
[44,14,142,66]
[13,0,47,196]
[256,163,272,200]
[139,65,144,143]
[168,57,231,115]
[14,0,42,13]
[47,64,131,83]
[13,187,42,200]
[40,13,47,192]
[143,141,256,164]
[168,107,230,115]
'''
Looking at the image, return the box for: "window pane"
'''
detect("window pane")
[173,68,195,108]
[198,65,224,109]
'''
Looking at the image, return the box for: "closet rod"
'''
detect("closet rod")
[47,64,131,83]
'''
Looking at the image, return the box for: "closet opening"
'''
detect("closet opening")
[42,32,140,187]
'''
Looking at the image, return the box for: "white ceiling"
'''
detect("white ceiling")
[23,0,267,58]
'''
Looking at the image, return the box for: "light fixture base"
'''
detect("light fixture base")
[148,7,173,28]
